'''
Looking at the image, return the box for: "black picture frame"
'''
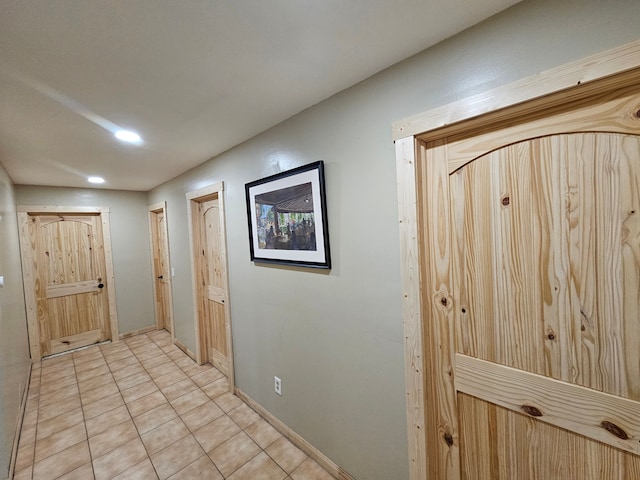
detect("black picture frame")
[245,161,331,269]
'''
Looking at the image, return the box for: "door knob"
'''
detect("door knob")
[97,283,104,288]
[158,275,164,279]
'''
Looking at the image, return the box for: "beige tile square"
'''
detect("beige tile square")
[77,372,114,393]
[39,366,76,386]
[92,437,148,480]
[103,349,134,364]
[151,434,205,479]
[22,408,38,428]
[20,423,36,445]
[141,417,190,455]
[141,354,173,371]
[265,436,307,473]
[73,356,106,373]
[86,405,131,438]
[112,364,147,382]
[39,384,80,408]
[208,431,261,477]
[160,378,198,401]
[228,451,288,480]
[154,369,189,389]
[191,368,224,387]
[133,348,165,362]
[37,408,84,440]
[38,395,82,422]
[72,346,103,361]
[15,440,34,472]
[244,419,282,449]
[290,458,335,480]
[35,423,87,462]
[82,392,124,420]
[201,377,230,399]
[167,455,223,480]
[56,462,94,480]
[88,418,139,458]
[111,458,159,480]
[39,374,77,396]
[181,400,225,432]
[170,389,209,415]
[193,414,241,453]
[116,370,152,391]
[12,465,32,480]
[172,353,194,367]
[32,441,90,480]
[76,364,110,383]
[107,355,141,370]
[213,392,244,412]
[80,381,120,405]
[122,379,159,403]
[168,350,187,361]
[228,403,261,429]
[181,362,214,377]
[127,390,168,417]
[146,361,179,379]
[133,403,177,434]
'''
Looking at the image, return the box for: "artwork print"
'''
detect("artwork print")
[245,161,331,268]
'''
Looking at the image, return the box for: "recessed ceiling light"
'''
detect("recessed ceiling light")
[88,176,105,184]
[114,129,142,144]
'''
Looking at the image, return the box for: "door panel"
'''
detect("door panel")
[411,88,640,478]
[199,198,229,374]
[188,184,233,384]
[150,208,172,332]
[448,131,640,477]
[29,214,111,356]
[452,133,640,395]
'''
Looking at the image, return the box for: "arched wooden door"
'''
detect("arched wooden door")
[398,78,640,478]
[18,207,118,361]
[187,182,234,391]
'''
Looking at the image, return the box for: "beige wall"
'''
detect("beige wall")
[14,186,155,336]
[0,164,30,479]
[3,0,639,478]
[149,0,640,478]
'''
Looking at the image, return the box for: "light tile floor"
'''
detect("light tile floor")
[13,329,335,480]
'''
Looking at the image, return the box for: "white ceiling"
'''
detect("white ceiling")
[0,0,520,191]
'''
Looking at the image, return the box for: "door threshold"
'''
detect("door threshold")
[42,340,112,360]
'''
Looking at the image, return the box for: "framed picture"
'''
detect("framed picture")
[245,161,331,269]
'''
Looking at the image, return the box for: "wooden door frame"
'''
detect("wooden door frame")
[186,181,235,392]
[394,39,640,480]
[148,201,175,340]
[17,205,119,362]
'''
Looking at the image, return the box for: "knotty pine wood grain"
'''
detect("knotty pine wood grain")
[395,136,427,480]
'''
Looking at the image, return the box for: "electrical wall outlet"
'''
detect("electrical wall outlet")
[274,376,282,395]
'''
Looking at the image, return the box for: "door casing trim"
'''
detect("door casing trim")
[186,182,235,393]
[17,205,119,362]
[148,201,176,341]
[394,39,640,480]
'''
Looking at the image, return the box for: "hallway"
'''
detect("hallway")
[12,330,333,479]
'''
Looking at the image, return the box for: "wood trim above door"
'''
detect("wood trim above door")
[395,39,640,480]
[392,39,640,141]
[16,206,119,362]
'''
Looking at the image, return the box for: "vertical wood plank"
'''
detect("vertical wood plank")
[395,136,427,480]
[419,139,459,479]
[100,210,118,341]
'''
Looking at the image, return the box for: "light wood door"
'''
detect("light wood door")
[150,206,173,333]
[187,182,233,387]
[413,88,640,478]
[20,212,113,358]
